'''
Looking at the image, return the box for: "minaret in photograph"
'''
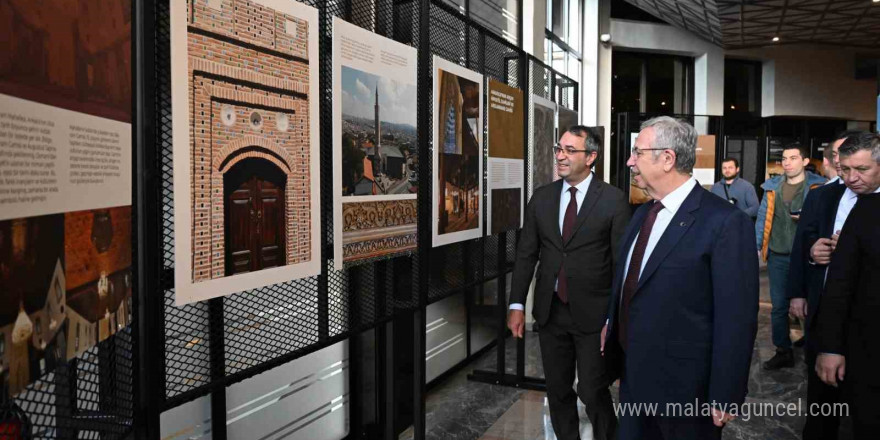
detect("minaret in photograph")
[374,85,383,175]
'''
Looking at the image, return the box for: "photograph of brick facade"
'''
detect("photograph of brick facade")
[181,0,319,288]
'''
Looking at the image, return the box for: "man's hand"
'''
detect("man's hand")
[600,323,608,356]
[830,231,840,251]
[711,408,735,427]
[810,238,834,265]
[790,214,800,222]
[790,298,808,321]
[815,354,846,387]
[507,309,525,339]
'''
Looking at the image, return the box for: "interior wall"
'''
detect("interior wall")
[727,45,880,121]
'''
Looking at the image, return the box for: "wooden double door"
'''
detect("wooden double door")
[224,158,287,276]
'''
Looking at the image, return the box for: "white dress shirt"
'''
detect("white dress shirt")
[823,184,880,285]
[510,173,594,311]
[833,188,859,235]
[824,175,841,186]
[622,178,698,284]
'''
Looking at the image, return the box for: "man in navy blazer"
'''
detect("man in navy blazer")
[601,117,759,440]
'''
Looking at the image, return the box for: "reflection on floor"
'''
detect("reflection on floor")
[403,268,856,440]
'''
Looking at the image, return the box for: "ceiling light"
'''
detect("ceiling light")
[661,101,666,106]
[772,36,780,42]
[731,105,736,110]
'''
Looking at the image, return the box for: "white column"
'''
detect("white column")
[524,0,547,58]
[590,0,612,183]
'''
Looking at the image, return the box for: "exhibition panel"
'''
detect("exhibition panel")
[0,0,577,438]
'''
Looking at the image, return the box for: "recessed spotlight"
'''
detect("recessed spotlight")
[661,101,667,106]
[731,105,736,110]
[772,36,780,42]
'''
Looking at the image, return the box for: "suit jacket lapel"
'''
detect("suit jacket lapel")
[636,185,702,291]
[549,179,564,248]
[565,177,603,247]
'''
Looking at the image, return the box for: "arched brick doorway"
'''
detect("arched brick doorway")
[223,157,287,276]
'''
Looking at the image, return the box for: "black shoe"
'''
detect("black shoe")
[793,337,805,348]
[763,348,795,370]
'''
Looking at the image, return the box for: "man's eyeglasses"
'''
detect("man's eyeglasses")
[553,144,591,156]
[630,147,668,158]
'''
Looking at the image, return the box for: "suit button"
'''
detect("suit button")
[563,252,567,257]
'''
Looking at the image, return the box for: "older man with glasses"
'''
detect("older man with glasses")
[602,117,759,440]
[508,125,631,440]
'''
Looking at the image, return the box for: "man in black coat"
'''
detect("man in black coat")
[814,132,880,439]
[786,130,866,439]
[507,126,630,440]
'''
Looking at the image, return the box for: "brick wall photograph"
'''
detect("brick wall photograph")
[187,0,313,282]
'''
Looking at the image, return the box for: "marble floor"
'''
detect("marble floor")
[402,268,855,440]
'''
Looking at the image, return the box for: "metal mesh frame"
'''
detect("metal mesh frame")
[0,0,577,438]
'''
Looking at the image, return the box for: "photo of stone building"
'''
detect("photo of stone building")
[184,0,316,282]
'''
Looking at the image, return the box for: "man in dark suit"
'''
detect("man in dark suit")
[601,117,759,440]
[507,125,630,440]
[786,130,866,440]
[814,132,880,439]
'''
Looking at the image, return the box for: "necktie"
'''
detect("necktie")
[618,201,665,349]
[557,187,579,303]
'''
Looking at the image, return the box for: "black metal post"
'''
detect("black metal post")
[208,299,227,440]
[414,0,431,436]
[134,0,164,437]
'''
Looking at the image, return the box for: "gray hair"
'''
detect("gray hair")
[639,116,697,174]
[838,132,880,163]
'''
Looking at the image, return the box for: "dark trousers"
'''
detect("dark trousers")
[767,252,792,349]
[849,379,880,440]
[537,296,617,440]
[803,356,841,440]
[618,371,721,440]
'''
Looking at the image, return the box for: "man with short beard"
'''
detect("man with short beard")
[710,157,759,218]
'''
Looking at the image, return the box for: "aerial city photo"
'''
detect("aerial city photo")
[340,66,418,197]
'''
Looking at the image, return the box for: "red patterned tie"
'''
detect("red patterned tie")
[557,187,579,303]
[618,201,664,349]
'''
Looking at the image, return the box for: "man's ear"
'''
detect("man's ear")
[585,151,598,168]
[663,149,677,172]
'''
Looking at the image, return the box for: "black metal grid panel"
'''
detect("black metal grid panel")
[525,57,578,199]
[140,0,575,437]
[425,0,526,305]
[148,0,427,409]
[2,330,135,439]
[1,0,577,437]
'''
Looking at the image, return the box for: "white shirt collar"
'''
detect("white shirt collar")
[657,177,698,215]
[824,175,842,186]
[562,172,594,195]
